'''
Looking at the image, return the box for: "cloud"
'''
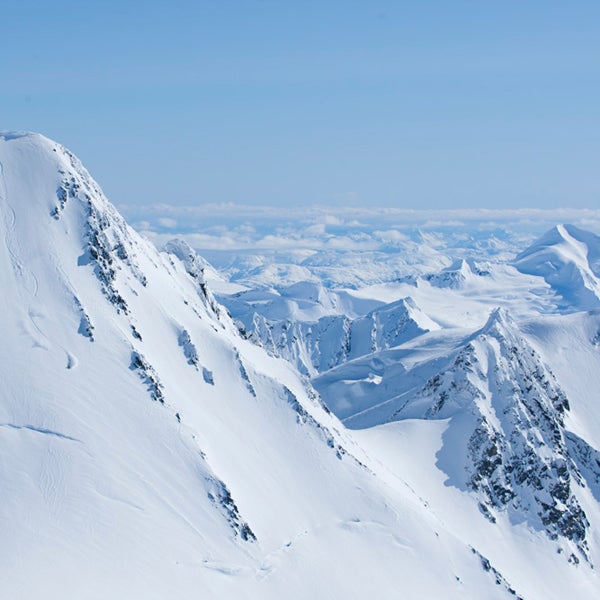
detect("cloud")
[157,217,178,228]
[134,220,153,231]
[127,203,600,287]
[323,214,343,226]
[120,203,600,229]
[373,229,410,244]
[303,223,327,236]
[143,231,242,250]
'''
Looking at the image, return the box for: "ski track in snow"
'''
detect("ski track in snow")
[0,161,38,297]
[0,158,66,362]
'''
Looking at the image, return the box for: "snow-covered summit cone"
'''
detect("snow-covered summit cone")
[2,132,528,599]
[280,280,335,304]
[514,224,600,310]
[370,296,440,345]
[394,307,597,562]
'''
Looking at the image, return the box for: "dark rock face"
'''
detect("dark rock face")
[53,158,148,316]
[85,195,149,314]
[178,328,199,367]
[131,351,165,404]
[207,479,256,542]
[470,547,524,599]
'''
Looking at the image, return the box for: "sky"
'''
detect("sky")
[2,1,600,210]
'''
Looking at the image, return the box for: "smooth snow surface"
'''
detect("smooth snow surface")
[1,132,600,599]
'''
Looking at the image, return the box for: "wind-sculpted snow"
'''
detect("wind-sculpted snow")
[164,238,208,284]
[165,238,224,316]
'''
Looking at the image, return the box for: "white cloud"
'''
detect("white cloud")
[128,203,600,287]
[157,217,178,228]
[303,223,327,236]
[323,214,343,226]
[121,203,600,234]
[373,229,410,244]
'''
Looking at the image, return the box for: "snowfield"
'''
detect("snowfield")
[2,131,600,599]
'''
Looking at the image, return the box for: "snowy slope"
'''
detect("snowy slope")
[0,131,559,599]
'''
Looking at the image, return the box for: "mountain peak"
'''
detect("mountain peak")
[5,133,448,597]
[422,257,491,289]
[514,223,600,310]
[0,130,51,143]
[1,129,110,217]
[3,133,600,596]
[478,306,512,337]
[516,223,599,265]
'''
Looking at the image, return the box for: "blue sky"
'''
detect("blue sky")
[2,1,599,209]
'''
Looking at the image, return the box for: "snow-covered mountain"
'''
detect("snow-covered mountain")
[394,309,599,561]
[2,132,600,599]
[409,257,492,289]
[514,224,600,310]
[315,307,600,563]
[223,282,439,376]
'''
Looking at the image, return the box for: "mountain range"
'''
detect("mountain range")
[2,131,600,599]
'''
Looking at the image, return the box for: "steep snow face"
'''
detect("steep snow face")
[514,224,600,310]
[521,310,600,450]
[1,132,540,599]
